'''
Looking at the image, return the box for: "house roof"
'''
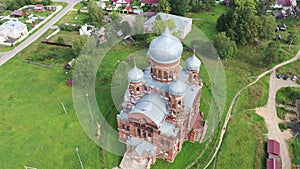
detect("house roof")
[141,0,158,4]
[266,158,280,169]
[144,12,192,32]
[276,0,291,6]
[35,4,44,7]
[1,20,27,31]
[124,6,131,11]
[10,10,25,17]
[267,140,280,156]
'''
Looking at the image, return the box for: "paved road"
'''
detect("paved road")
[256,70,300,169]
[0,0,82,66]
[203,50,300,169]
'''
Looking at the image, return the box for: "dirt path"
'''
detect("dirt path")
[256,70,300,169]
[203,50,300,169]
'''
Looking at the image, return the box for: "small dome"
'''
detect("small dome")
[169,80,186,96]
[147,27,183,64]
[186,53,201,70]
[128,66,143,82]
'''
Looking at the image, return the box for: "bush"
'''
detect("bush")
[278,123,287,131]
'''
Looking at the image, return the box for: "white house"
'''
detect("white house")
[0,20,28,39]
[144,13,192,39]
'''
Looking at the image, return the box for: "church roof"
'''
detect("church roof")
[147,27,183,64]
[184,84,201,111]
[128,66,143,82]
[160,121,178,137]
[169,80,186,96]
[186,53,201,70]
[127,137,156,156]
[129,93,168,127]
[143,67,189,93]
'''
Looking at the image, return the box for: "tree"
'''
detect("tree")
[153,19,176,35]
[200,0,215,11]
[263,41,280,67]
[259,15,276,40]
[120,21,131,35]
[216,0,261,45]
[213,32,237,59]
[87,0,104,27]
[132,15,146,35]
[110,11,121,21]
[157,0,171,13]
[74,54,97,89]
[288,32,298,45]
[72,35,89,57]
[57,36,65,44]
[169,0,191,16]
[256,0,275,16]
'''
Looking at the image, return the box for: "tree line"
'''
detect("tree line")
[0,0,51,11]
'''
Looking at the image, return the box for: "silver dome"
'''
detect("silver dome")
[169,80,186,96]
[186,53,201,70]
[147,27,183,64]
[128,66,143,82]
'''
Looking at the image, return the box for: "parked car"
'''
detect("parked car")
[277,73,282,79]
[283,75,289,80]
[291,75,297,81]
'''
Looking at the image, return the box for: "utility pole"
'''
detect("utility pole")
[75,147,84,169]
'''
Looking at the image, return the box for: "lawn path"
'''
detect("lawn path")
[202,50,300,169]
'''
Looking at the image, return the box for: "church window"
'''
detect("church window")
[143,131,147,138]
[137,128,141,136]
[163,71,167,80]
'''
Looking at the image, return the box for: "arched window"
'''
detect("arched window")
[158,70,161,79]
[163,71,167,80]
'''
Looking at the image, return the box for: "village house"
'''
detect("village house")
[34,4,45,12]
[144,13,192,39]
[0,20,28,40]
[116,27,207,169]
[10,10,26,17]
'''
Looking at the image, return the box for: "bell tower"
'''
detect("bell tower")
[185,50,201,85]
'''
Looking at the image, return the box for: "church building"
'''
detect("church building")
[116,27,207,169]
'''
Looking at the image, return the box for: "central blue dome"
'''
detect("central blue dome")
[147,27,183,64]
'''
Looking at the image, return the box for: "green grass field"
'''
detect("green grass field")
[0,59,103,169]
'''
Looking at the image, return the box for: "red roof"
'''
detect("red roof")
[267,140,280,156]
[266,158,280,169]
[141,0,158,4]
[190,112,202,129]
[276,0,291,6]
[36,4,43,7]
[125,6,131,11]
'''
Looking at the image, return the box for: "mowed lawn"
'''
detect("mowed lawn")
[0,58,103,169]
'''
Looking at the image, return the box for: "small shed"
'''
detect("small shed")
[10,10,26,17]
[266,158,280,169]
[267,140,280,157]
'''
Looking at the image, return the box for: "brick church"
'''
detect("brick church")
[116,27,207,169]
